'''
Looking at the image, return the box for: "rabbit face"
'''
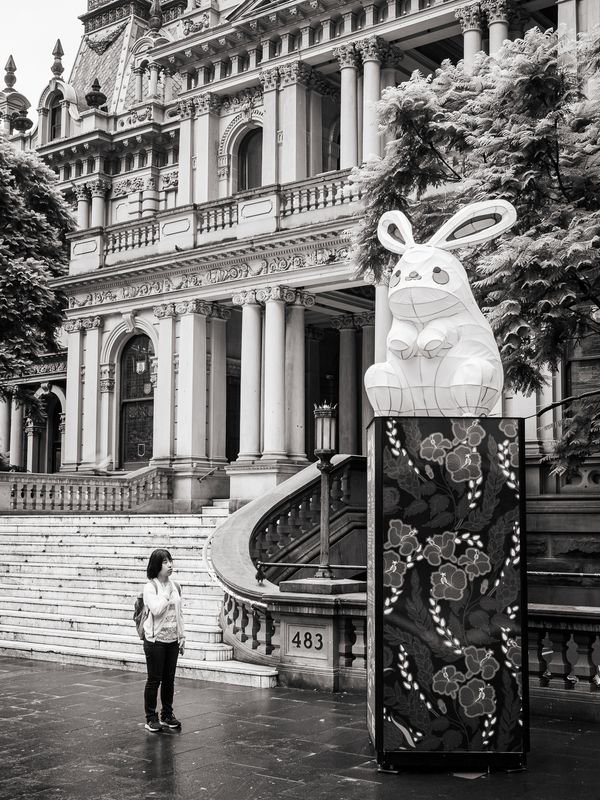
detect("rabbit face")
[387,247,473,320]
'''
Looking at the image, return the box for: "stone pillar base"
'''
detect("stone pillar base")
[225,459,306,504]
[171,460,230,513]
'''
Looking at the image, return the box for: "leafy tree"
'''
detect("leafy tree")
[0,135,74,400]
[351,28,600,474]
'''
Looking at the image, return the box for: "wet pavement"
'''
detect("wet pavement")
[0,656,597,799]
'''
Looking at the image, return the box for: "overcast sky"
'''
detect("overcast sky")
[0,1,86,115]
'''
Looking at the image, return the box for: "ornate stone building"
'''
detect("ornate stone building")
[0,0,598,510]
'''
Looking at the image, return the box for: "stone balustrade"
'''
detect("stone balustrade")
[105,220,160,255]
[0,466,171,514]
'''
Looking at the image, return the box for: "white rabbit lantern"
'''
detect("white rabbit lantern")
[365,200,517,417]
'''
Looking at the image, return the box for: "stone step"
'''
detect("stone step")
[0,609,224,642]
[0,624,233,660]
[0,515,217,527]
[0,545,208,559]
[0,561,212,581]
[0,640,278,688]
[0,525,217,537]
[0,596,220,625]
[0,584,224,612]
[0,570,224,594]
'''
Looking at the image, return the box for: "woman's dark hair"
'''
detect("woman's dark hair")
[147,548,173,579]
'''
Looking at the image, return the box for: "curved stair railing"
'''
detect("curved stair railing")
[210,456,368,685]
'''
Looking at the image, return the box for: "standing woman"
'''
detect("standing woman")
[143,548,186,732]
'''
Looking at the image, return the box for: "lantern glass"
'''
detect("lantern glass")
[313,402,337,455]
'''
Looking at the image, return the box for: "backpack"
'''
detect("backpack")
[133,579,182,640]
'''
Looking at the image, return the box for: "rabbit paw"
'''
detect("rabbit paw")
[450,358,498,414]
[365,362,412,415]
[417,322,458,359]
[387,321,418,360]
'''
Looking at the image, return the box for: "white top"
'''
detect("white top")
[142,578,185,643]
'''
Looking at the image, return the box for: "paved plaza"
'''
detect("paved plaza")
[0,656,597,799]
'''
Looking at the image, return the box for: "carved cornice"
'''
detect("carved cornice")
[183,12,210,35]
[279,61,313,88]
[258,67,280,91]
[153,300,230,319]
[64,316,102,333]
[333,43,359,69]
[482,0,516,24]
[112,177,144,196]
[255,285,297,304]
[455,3,484,32]
[161,170,179,191]
[221,87,263,115]
[194,92,222,115]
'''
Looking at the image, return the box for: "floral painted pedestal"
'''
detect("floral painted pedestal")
[367,416,528,772]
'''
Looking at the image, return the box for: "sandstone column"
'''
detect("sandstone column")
[62,320,85,470]
[89,179,109,228]
[80,317,103,469]
[25,420,43,474]
[152,305,177,463]
[358,312,375,453]
[286,291,314,461]
[208,305,230,462]
[279,61,311,183]
[358,37,386,160]
[259,68,280,185]
[177,100,194,205]
[232,291,262,461]
[333,314,358,454]
[456,3,484,73]
[0,395,10,457]
[333,44,359,169]
[193,92,221,203]
[75,184,90,230]
[99,363,116,468]
[9,394,24,469]
[483,0,514,55]
[175,300,211,463]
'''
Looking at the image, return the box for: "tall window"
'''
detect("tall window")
[238,128,263,192]
[120,335,155,467]
[49,95,63,140]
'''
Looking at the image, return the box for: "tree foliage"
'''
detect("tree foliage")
[0,135,74,396]
[350,28,600,474]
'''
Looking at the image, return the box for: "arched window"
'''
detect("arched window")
[49,94,63,140]
[237,128,263,192]
[119,335,155,467]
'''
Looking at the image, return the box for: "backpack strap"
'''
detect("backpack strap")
[172,580,181,596]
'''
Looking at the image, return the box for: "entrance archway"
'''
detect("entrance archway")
[119,335,155,469]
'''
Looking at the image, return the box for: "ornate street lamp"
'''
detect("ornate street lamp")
[313,402,337,580]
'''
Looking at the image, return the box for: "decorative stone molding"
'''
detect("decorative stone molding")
[357,36,388,64]
[122,311,136,332]
[39,382,52,395]
[25,419,44,437]
[123,106,153,127]
[99,363,115,393]
[211,304,232,321]
[84,21,127,54]
[150,356,158,389]
[333,43,359,69]
[482,0,516,23]
[153,303,177,318]
[310,73,338,100]
[279,61,313,88]
[353,311,376,328]
[178,99,195,120]
[255,286,297,304]
[175,299,213,316]
[220,88,263,116]
[218,107,264,163]
[259,68,280,91]
[58,412,66,435]
[144,176,158,192]
[112,177,144,196]
[64,316,102,333]
[88,179,110,198]
[455,3,484,32]
[160,170,179,191]
[194,92,222,115]
[183,11,210,35]
[217,154,230,179]
[384,43,405,70]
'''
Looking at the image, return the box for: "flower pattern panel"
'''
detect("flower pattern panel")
[377,417,526,758]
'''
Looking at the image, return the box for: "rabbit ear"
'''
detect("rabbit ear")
[377,211,415,255]
[426,200,517,251]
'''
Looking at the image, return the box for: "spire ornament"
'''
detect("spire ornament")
[4,56,16,90]
[51,40,65,78]
[85,78,107,109]
[148,0,164,34]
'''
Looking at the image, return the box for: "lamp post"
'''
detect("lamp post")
[313,402,337,580]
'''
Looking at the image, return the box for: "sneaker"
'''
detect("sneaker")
[160,713,181,729]
[144,718,163,733]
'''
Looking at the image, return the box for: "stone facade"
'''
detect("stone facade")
[0,0,597,510]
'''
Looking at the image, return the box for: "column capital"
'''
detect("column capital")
[455,3,484,32]
[58,412,66,434]
[353,311,376,328]
[74,183,90,201]
[384,43,405,70]
[279,60,313,88]
[177,98,195,120]
[99,363,115,393]
[292,290,316,308]
[24,419,44,437]
[333,43,359,69]
[194,91,222,115]
[306,325,324,341]
[259,67,280,91]
[330,313,358,330]
[88,179,110,198]
[481,0,516,24]
[211,303,232,321]
[153,303,177,319]
[64,315,102,333]
[356,36,388,64]
[232,289,260,306]
[256,286,297,304]
[175,299,213,316]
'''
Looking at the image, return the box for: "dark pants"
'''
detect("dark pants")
[143,639,179,721]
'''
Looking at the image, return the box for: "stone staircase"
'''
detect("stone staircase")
[0,503,277,688]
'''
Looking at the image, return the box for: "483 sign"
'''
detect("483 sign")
[285,624,328,660]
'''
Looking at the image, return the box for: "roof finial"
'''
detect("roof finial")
[4,55,16,90]
[51,39,65,77]
[148,0,163,34]
[85,77,107,109]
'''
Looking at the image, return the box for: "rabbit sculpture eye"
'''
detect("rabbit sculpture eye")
[364,200,517,417]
